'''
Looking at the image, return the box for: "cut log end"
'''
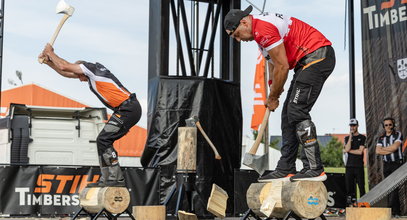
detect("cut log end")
[80,186,130,214]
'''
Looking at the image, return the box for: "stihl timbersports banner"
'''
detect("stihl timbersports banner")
[0,166,160,216]
[361,0,407,214]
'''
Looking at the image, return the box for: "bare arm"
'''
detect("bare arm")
[268,43,289,99]
[349,145,365,155]
[381,141,402,153]
[344,136,352,152]
[268,62,274,84]
[44,59,79,78]
[266,43,289,111]
[41,44,84,76]
[376,145,393,155]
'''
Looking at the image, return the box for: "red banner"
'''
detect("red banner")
[251,51,267,130]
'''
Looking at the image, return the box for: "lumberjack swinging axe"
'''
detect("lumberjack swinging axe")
[38,0,75,64]
[185,116,222,160]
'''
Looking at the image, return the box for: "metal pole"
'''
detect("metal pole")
[348,0,356,118]
[194,0,199,75]
[0,0,5,106]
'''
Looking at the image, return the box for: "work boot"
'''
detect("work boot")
[87,167,109,187]
[289,168,327,182]
[258,170,295,182]
[104,164,126,187]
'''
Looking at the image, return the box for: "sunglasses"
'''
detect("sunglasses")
[384,124,393,127]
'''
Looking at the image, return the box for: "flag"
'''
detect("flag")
[251,51,267,130]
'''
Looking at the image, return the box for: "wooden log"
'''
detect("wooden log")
[178,210,199,220]
[177,127,197,172]
[133,205,166,220]
[346,207,391,220]
[281,181,327,219]
[246,181,289,218]
[207,184,228,218]
[79,187,130,214]
[247,180,328,219]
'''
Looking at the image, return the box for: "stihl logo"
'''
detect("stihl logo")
[363,0,407,30]
[15,174,99,206]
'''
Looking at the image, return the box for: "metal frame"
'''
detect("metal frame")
[0,0,5,104]
[148,0,240,83]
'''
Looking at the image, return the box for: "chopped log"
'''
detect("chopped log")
[346,207,391,220]
[178,210,198,220]
[133,205,166,220]
[246,181,289,218]
[177,127,197,172]
[281,181,327,219]
[80,186,130,214]
[207,184,228,218]
[247,180,328,219]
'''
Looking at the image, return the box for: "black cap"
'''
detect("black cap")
[349,118,358,126]
[224,5,253,32]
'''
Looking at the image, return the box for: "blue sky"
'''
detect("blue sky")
[2,0,366,137]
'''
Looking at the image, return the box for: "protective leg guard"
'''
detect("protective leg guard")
[295,120,322,170]
[102,147,119,166]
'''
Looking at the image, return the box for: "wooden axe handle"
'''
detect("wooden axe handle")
[195,121,222,160]
[248,109,271,154]
[39,14,71,64]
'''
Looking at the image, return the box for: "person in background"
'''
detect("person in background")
[376,117,403,216]
[343,118,366,206]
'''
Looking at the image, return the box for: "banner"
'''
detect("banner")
[251,51,267,130]
[361,0,407,215]
[0,166,160,216]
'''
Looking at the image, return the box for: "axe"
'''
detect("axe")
[39,0,75,64]
[243,108,270,175]
[186,116,222,160]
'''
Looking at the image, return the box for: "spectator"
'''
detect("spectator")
[376,117,403,216]
[343,118,366,206]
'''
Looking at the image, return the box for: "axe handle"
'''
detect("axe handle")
[195,121,222,160]
[248,109,270,154]
[39,14,71,64]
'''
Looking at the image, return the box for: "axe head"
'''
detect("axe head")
[185,116,199,127]
[243,153,268,175]
[56,0,75,16]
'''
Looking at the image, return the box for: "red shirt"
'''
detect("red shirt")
[251,14,331,69]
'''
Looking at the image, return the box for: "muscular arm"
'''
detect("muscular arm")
[41,44,84,77]
[268,43,289,99]
[268,62,274,85]
[380,141,402,153]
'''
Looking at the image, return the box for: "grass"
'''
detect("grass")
[325,167,369,198]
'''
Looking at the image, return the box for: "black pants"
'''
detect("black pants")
[276,46,336,172]
[383,161,402,215]
[345,166,365,199]
[97,94,142,166]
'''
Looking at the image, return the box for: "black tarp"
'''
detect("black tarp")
[361,0,407,214]
[141,76,242,217]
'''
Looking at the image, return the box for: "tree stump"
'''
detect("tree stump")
[247,180,327,219]
[79,187,130,214]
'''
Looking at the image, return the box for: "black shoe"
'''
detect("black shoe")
[290,169,327,182]
[258,170,295,182]
[104,180,126,187]
[87,181,104,187]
